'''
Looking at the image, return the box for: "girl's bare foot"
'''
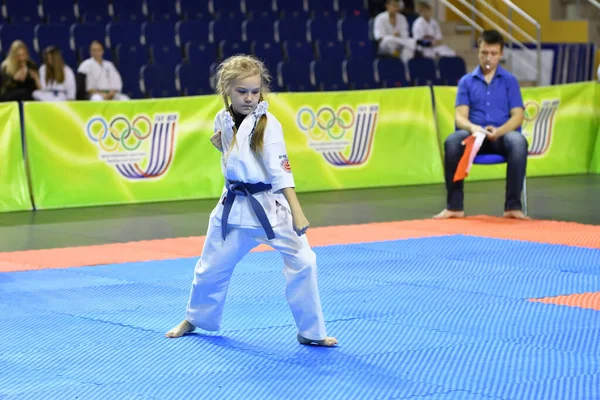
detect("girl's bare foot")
[297,334,338,347]
[165,320,196,338]
[433,209,465,219]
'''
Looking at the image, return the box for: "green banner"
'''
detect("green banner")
[434,82,599,180]
[24,87,443,209]
[268,87,443,192]
[590,83,600,174]
[0,103,31,212]
[24,97,225,209]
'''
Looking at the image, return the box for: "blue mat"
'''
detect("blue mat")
[2,235,600,399]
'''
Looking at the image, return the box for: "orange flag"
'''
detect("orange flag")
[453,132,486,182]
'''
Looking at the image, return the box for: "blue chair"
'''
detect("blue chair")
[472,153,528,216]
[439,56,467,86]
[142,21,176,46]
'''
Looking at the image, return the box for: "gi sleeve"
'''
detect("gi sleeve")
[373,14,386,41]
[65,67,76,100]
[108,62,123,92]
[261,117,295,193]
[411,19,425,40]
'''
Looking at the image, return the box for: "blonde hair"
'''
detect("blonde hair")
[43,46,65,85]
[1,40,30,76]
[215,54,271,153]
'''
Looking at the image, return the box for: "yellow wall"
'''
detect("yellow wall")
[445,0,589,43]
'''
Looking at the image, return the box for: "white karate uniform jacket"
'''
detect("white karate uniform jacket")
[212,107,295,229]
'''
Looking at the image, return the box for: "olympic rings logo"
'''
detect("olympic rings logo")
[296,106,355,140]
[86,115,153,152]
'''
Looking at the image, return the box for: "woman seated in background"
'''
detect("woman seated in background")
[33,46,76,102]
[0,40,41,102]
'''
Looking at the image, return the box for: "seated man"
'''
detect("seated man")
[412,1,456,59]
[373,0,416,64]
[435,29,529,220]
[77,40,129,101]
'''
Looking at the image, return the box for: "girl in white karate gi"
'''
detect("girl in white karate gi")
[166,55,337,347]
[32,46,76,102]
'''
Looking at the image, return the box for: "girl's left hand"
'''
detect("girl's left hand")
[293,213,310,236]
[210,130,223,152]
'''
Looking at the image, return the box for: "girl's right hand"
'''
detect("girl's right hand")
[210,130,223,152]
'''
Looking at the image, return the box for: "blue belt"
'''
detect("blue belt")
[221,180,274,241]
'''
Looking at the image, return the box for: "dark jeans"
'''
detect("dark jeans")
[444,130,528,211]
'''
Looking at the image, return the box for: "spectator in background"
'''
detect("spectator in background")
[412,1,456,59]
[77,40,129,101]
[33,46,76,101]
[434,30,528,220]
[373,0,416,63]
[0,40,41,101]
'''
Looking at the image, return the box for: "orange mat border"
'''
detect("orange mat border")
[0,215,599,272]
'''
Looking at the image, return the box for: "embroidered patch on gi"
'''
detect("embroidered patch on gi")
[279,154,292,172]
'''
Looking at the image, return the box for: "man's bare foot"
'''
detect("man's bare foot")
[165,320,196,338]
[433,209,465,219]
[297,334,338,347]
[503,210,531,220]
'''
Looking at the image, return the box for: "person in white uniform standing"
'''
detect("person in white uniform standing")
[373,0,417,64]
[32,46,76,101]
[77,40,129,101]
[412,1,456,59]
[165,55,337,347]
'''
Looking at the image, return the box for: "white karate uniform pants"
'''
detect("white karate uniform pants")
[90,93,130,101]
[378,36,417,64]
[185,204,328,341]
[32,90,68,101]
[421,45,456,59]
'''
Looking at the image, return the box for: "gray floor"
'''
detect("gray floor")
[0,175,598,252]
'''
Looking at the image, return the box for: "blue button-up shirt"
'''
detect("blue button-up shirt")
[455,65,524,131]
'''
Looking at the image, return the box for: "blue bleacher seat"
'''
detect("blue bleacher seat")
[310,60,346,91]
[110,0,144,19]
[338,16,370,41]
[178,0,210,20]
[150,44,182,69]
[210,17,243,44]
[316,40,346,62]
[71,23,106,53]
[343,59,377,89]
[175,20,210,47]
[141,64,179,98]
[76,0,109,19]
[185,41,218,65]
[0,24,35,56]
[408,57,441,86]
[219,40,252,60]
[277,60,314,92]
[176,62,214,96]
[306,0,336,16]
[145,0,178,21]
[242,0,277,18]
[209,0,242,18]
[276,0,308,18]
[251,41,282,77]
[307,15,339,42]
[337,0,369,15]
[115,44,147,78]
[42,0,77,24]
[5,0,41,24]
[347,39,375,60]
[34,23,71,54]
[374,58,409,87]
[81,12,112,24]
[120,68,143,99]
[142,21,176,46]
[106,22,141,48]
[242,18,275,43]
[283,41,314,62]
[438,56,467,85]
[274,17,306,43]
